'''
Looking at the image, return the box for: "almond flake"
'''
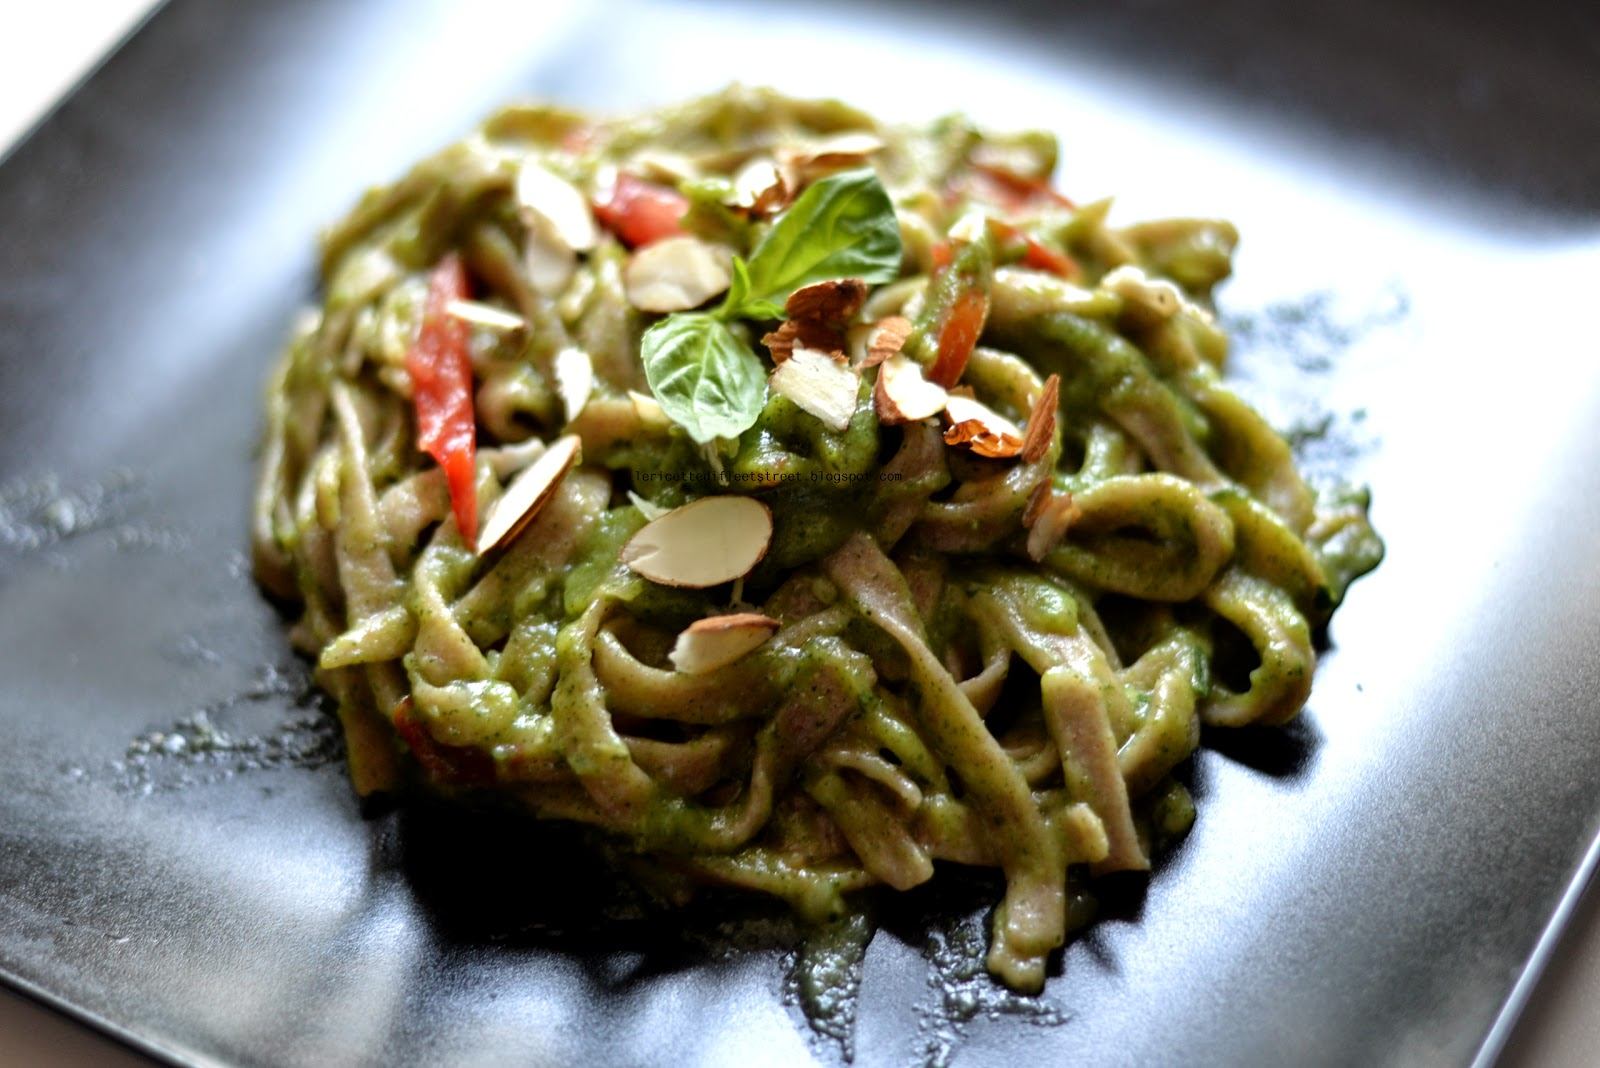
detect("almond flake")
[770,347,860,432]
[553,346,594,423]
[780,132,886,184]
[874,355,948,424]
[763,318,851,365]
[761,279,867,364]
[1025,487,1080,561]
[668,612,781,674]
[515,159,598,251]
[942,395,1025,458]
[620,496,772,588]
[762,320,801,364]
[1020,373,1060,463]
[524,220,577,296]
[477,435,582,554]
[860,315,912,368]
[732,157,790,215]
[628,389,671,430]
[624,236,732,313]
[785,278,868,325]
[445,298,526,332]
[629,149,699,185]
[809,131,885,159]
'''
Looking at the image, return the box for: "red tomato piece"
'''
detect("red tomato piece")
[1020,236,1080,279]
[928,288,989,388]
[592,172,689,247]
[406,253,478,547]
[972,162,1077,212]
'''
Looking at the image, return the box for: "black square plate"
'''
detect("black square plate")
[3,1,1599,1064]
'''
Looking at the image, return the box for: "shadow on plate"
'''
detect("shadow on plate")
[1201,713,1324,780]
[377,771,1191,997]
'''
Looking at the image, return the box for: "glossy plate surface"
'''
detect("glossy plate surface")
[2,1,1598,1064]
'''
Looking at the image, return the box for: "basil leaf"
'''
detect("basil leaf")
[734,168,901,312]
[719,257,783,321]
[720,257,749,318]
[640,312,767,444]
[641,171,899,444]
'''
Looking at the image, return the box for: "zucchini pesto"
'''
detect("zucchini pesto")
[253,88,1382,992]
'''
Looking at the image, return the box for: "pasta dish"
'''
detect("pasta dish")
[251,87,1382,991]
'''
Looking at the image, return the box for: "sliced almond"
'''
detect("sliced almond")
[762,320,801,364]
[1020,373,1061,463]
[1025,486,1080,561]
[859,315,912,368]
[780,132,885,185]
[942,395,1025,458]
[515,159,598,252]
[762,279,868,365]
[477,434,582,554]
[763,319,848,364]
[770,347,860,432]
[628,389,672,430]
[524,220,577,296]
[809,131,885,162]
[874,354,949,424]
[445,298,526,333]
[668,612,781,674]
[732,157,790,215]
[786,278,868,326]
[620,495,772,588]
[629,149,699,185]
[553,346,594,424]
[624,236,732,313]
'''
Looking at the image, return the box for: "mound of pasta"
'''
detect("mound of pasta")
[252,87,1381,991]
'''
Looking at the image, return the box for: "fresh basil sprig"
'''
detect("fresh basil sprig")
[640,168,902,444]
[639,312,767,444]
[720,258,785,323]
[721,167,903,318]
